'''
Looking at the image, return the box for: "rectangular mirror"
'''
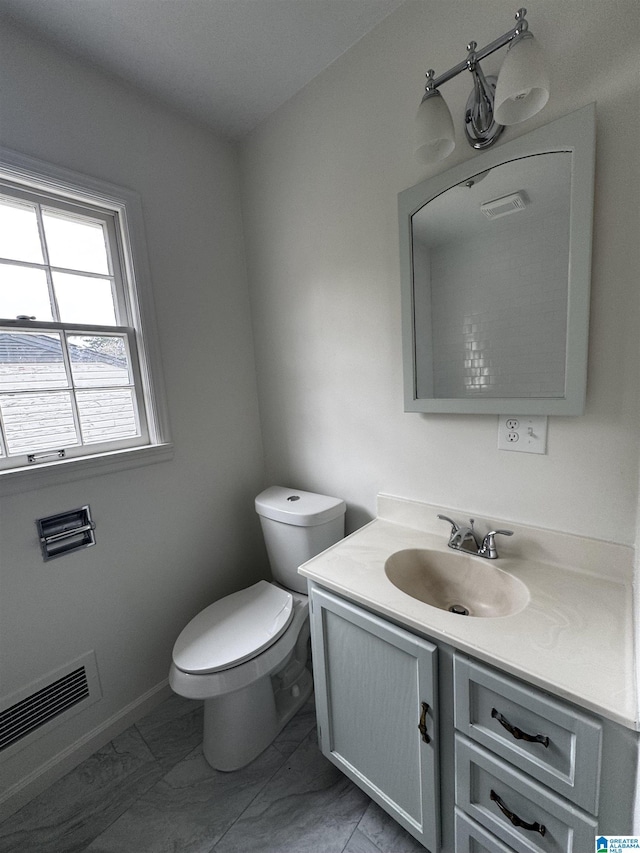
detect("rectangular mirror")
[398,104,595,415]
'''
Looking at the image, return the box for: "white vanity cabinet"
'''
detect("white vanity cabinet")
[308,582,638,853]
[309,585,440,852]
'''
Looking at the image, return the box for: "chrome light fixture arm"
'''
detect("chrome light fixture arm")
[415,8,548,160]
[425,8,529,92]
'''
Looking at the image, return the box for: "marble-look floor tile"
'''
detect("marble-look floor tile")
[0,728,163,853]
[343,828,384,853]
[135,692,198,731]
[213,730,371,853]
[85,742,286,853]
[135,693,204,771]
[356,801,427,853]
[271,696,317,759]
[1,695,423,853]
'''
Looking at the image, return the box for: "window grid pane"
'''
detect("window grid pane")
[77,388,139,445]
[0,325,141,457]
[0,332,68,391]
[68,334,131,387]
[42,208,110,275]
[0,263,54,323]
[0,199,118,326]
[0,391,80,454]
[0,170,154,470]
[53,272,117,325]
[0,196,44,265]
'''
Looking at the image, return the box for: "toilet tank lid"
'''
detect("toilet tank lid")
[255,486,345,527]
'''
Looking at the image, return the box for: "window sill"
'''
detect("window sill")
[0,443,174,496]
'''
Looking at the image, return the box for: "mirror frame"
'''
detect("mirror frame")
[398,103,595,415]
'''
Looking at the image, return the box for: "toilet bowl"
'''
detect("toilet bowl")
[169,486,345,771]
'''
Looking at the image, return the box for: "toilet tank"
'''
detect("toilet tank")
[255,486,346,594]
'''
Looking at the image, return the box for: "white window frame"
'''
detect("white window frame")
[0,147,172,494]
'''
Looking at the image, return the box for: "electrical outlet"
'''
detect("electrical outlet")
[498,415,547,454]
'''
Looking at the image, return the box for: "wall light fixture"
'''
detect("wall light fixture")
[415,8,549,164]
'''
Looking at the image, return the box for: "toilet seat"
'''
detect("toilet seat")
[172,580,293,674]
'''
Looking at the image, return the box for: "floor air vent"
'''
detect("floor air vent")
[0,652,101,755]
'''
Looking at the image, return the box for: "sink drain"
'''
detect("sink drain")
[448,604,470,616]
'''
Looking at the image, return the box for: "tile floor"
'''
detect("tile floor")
[0,694,426,853]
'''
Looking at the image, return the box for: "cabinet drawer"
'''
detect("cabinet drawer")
[455,735,598,853]
[455,808,519,853]
[454,655,601,812]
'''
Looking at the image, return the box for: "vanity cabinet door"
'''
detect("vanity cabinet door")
[310,585,439,852]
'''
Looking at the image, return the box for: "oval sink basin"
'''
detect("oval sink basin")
[384,548,529,618]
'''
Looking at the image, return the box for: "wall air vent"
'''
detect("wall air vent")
[0,652,101,756]
[481,191,529,219]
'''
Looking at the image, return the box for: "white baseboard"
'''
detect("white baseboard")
[0,679,172,823]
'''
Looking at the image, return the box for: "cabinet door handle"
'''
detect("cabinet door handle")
[490,789,546,836]
[491,707,550,748]
[418,701,430,743]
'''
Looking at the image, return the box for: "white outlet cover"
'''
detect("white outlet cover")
[498,415,548,454]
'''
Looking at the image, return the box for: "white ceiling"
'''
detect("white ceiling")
[0,0,405,139]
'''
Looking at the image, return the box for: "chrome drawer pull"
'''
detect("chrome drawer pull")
[490,789,546,836]
[418,701,431,743]
[491,707,550,748]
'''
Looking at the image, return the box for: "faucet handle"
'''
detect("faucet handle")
[437,514,460,534]
[480,529,513,559]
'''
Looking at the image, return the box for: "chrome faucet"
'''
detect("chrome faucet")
[437,514,513,559]
[448,518,480,553]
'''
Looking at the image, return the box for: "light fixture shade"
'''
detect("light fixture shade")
[493,33,549,126]
[414,90,455,163]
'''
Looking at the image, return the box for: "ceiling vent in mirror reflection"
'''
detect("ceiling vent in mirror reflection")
[481,191,528,219]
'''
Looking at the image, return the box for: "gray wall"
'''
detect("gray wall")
[239,0,640,543]
[0,19,268,808]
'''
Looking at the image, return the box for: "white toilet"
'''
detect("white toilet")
[169,485,345,771]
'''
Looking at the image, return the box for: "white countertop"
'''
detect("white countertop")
[299,495,637,730]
